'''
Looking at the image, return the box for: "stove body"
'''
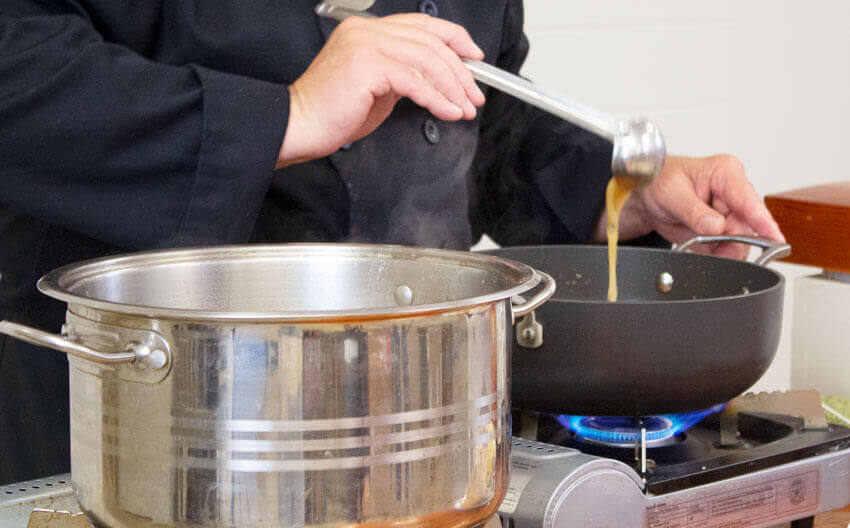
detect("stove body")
[500,413,850,528]
[4,414,850,528]
[0,475,77,527]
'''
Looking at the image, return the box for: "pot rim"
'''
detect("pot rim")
[37,243,542,322]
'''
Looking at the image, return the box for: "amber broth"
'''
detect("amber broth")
[605,176,639,302]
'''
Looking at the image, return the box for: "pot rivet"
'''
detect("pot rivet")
[148,349,168,370]
[516,311,543,348]
[394,285,413,306]
[132,344,169,370]
[658,272,674,293]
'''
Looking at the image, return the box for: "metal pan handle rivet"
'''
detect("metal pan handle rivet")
[657,272,674,293]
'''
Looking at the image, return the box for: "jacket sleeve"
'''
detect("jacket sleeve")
[468,0,612,246]
[0,12,289,249]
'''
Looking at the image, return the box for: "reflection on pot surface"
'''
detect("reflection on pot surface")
[67,303,509,528]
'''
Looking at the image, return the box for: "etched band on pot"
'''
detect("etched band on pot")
[184,411,497,453]
[71,402,503,453]
[70,389,505,433]
[71,424,503,472]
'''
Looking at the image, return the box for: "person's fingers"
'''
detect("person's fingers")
[712,214,755,260]
[713,243,750,260]
[709,155,785,242]
[651,175,728,237]
[389,14,485,60]
[711,196,731,216]
[710,197,754,259]
[351,95,399,140]
[657,223,700,248]
[378,35,476,118]
[280,15,485,165]
[383,23,485,107]
[380,58,464,121]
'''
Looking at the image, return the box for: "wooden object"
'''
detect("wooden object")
[814,504,850,527]
[774,505,850,527]
[765,182,850,273]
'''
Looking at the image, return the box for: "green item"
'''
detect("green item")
[823,395,850,426]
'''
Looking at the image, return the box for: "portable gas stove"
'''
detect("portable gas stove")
[3,394,849,528]
[499,397,850,527]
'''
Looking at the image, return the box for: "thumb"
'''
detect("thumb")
[695,207,726,235]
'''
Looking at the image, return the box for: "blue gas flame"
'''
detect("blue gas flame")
[557,403,726,446]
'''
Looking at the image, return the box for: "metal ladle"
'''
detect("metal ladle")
[315,0,666,185]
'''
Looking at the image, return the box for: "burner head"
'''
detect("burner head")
[557,404,725,447]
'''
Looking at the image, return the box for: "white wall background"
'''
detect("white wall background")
[517,1,850,391]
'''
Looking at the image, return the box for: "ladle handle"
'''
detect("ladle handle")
[463,59,619,140]
[314,2,666,185]
[315,3,618,139]
[672,235,792,266]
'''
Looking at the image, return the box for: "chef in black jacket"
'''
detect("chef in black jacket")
[0,1,783,484]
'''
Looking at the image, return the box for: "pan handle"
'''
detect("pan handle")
[672,235,791,266]
[0,320,168,368]
[511,271,556,320]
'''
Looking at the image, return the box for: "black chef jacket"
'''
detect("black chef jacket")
[0,0,617,484]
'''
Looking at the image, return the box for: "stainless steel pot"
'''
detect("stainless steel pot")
[0,244,554,528]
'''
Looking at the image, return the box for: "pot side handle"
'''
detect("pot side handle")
[672,235,791,266]
[511,271,556,320]
[0,320,167,369]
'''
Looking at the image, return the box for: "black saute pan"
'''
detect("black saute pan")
[487,235,790,417]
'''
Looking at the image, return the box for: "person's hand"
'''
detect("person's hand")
[276,14,486,168]
[593,154,785,259]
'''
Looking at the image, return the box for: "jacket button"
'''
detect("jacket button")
[422,118,440,144]
[417,0,438,16]
[340,142,353,151]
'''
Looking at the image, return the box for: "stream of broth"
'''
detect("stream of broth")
[605,176,639,302]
